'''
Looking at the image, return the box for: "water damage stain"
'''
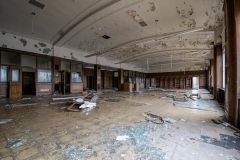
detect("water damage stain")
[19,38,27,47]
[43,48,51,54]
[39,42,47,47]
[1,44,7,48]
[70,53,77,60]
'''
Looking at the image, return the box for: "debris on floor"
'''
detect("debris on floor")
[173,96,188,102]
[0,88,236,160]
[5,138,27,149]
[144,112,164,124]
[0,118,13,124]
[163,118,177,124]
[201,134,240,150]
[116,135,130,141]
[166,93,175,98]
[79,101,96,109]
[105,99,122,103]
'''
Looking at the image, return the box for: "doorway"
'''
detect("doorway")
[87,76,94,90]
[22,70,36,95]
[192,77,199,89]
[61,71,71,95]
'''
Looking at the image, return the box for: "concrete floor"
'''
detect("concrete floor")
[0,89,239,160]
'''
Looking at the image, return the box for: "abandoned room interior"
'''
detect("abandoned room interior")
[0,0,240,159]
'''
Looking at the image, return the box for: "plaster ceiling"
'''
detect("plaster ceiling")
[0,0,223,72]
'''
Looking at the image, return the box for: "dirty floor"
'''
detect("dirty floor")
[0,89,239,160]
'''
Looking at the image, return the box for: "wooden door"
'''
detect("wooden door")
[9,66,22,98]
[146,78,150,88]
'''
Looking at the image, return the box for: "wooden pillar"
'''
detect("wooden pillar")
[214,44,223,100]
[208,66,211,90]
[210,59,214,94]
[103,70,107,89]
[118,69,123,91]
[234,0,240,128]
[94,64,101,91]
[224,0,237,122]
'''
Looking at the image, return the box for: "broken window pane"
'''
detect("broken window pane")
[38,69,51,82]
[12,69,19,82]
[0,66,9,82]
[72,72,82,82]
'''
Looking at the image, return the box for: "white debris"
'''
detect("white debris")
[221,122,230,127]
[144,103,152,106]
[180,119,186,121]
[121,154,125,157]
[163,118,177,124]
[116,135,130,141]
[79,101,96,109]
[76,98,84,103]
[0,119,13,125]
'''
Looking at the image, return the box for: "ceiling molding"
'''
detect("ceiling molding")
[115,48,211,64]
[55,0,148,47]
[85,27,212,58]
[53,0,121,46]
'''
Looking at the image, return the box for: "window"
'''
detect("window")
[72,72,82,82]
[61,61,70,70]
[132,71,135,77]
[1,51,19,66]
[129,71,133,77]
[38,57,51,69]
[12,69,20,82]
[151,78,156,87]
[38,69,51,82]
[72,63,82,71]
[21,54,36,67]
[0,66,9,82]
[114,72,118,77]
[124,71,128,77]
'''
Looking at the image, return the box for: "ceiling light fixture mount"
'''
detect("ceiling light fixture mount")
[31,12,35,34]
[102,35,110,39]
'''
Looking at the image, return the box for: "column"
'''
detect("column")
[224,0,237,122]
[234,0,240,127]
[118,69,124,91]
[214,44,223,100]
[94,64,101,91]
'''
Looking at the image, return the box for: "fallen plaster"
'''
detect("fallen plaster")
[126,10,144,22]
[148,2,157,12]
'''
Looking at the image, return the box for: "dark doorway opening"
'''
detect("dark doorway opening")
[87,76,94,90]
[22,72,35,95]
[61,71,71,95]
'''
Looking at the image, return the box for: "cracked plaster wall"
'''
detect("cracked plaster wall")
[0,31,140,72]
[0,32,53,55]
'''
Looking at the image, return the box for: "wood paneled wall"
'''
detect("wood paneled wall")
[147,70,208,89]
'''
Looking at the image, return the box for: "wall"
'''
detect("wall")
[0,31,53,56]
[148,70,207,89]
[0,31,141,72]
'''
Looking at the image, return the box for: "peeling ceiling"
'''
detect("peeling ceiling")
[0,0,223,72]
